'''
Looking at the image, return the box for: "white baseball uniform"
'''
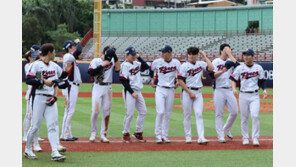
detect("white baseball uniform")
[89,58,114,138]
[230,63,265,140]
[178,61,208,139]
[212,58,238,139]
[25,60,63,153]
[151,58,181,140]
[120,60,147,134]
[23,63,40,145]
[60,53,82,139]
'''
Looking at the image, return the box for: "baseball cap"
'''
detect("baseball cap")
[105,48,116,57]
[159,45,172,53]
[243,49,255,56]
[30,44,41,51]
[63,40,75,50]
[125,46,137,56]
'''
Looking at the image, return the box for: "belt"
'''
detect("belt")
[188,87,200,90]
[72,82,80,86]
[99,82,111,86]
[36,93,53,97]
[159,86,174,89]
[240,90,258,93]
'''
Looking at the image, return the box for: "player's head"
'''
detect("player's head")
[25,44,41,62]
[219,43,231,57]
[63,40,76,53]
[41,43,55,60]
[102,46,111,56]
[187,47,199,63]
[125,46,137,62]
[159,45,172,62]
[242,49,255,64]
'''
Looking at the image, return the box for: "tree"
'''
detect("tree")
[22,16,44,55]
[103,4,111,9]
[46,24,81,52]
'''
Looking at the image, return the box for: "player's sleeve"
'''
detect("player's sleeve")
[137,57,149,72]
[212,59,218,73]
[201,61,208,71]
[258,65,266,90]
[25,63,43,87]
[177,64,187,80]
[73,42,82,59]
[88,59,103,77]
[151,59,158,71]
[229,65,241,82]
[119,63,134,94]
[63,54,75,63]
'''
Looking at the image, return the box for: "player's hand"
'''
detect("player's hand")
[232,88,238,96]
[224,47,232,56]
[151,80,156,88]
[132,92,138,99]
[74,39,80,43]
[46,96,57,106]
[135,54,139,58]
[189,92,196,99]
[174,82,179,89]
[199,50,206,58]
[64,63,72,72]
[263,89,267,99]
[44,80,53,87]
[222,67,228,72]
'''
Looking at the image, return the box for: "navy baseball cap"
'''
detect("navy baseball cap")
[159,45,172,53]
[30,44,41,51]
[63,40,75,50]
[105,48,116,57]
[243,49,255,56]
[125,46,137,56]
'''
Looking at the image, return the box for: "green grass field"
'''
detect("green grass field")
[22,83,273,167]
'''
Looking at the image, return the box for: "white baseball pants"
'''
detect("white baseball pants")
[182,89,205,139]
[60,82,79,139]
[154,87,175,139]
[239,92,260,140]
[90,84,112,138]
[213,88,238,139]
[122,89,147,134]
[23,98,39,145]
[26,95,59,152]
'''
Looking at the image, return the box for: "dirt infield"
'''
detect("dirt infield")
[174,100,273,113]
[22,136,272,153]
[22,92,273,99]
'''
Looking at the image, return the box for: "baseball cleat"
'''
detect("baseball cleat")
[61,137,75,141]
[33,144,43,152]
[198,138,209,145]
[100,136,110,143]
[38,137,45,142]
[224,131,233,140]
[132,132,146,142]
[89,135,96,142]
[72,136,79,141]
[57,144,67,153]
[162,137,171,143]
[24,148,37,160]
[243,139,249,145]
[51,151,66,162]
[185,137,192,144]
[218,137,226,143]
[122,133,132,143]
[253,139,260,147]
[156,138,163,144]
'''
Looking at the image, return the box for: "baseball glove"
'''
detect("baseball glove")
[225,61,235,69]
[35,71,44,89]
[52,79,69,89]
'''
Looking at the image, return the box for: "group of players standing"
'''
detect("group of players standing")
[23,40,267,162]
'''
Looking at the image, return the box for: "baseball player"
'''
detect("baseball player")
[60,39,82,141]
[119,47,150,143]
[230,49,267,147]
[23,45,44,152]
[151,45,181,144]
[24,43,70,161]
[212,44,240,143]
[178,47,214,144]
[88,46,120,142]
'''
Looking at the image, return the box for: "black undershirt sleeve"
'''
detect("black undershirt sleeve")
[119,78,134,94]
[137,57,149,72]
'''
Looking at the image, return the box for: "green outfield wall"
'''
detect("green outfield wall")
[101,5,272,34]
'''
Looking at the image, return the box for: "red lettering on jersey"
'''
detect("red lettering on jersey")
[129,66,140,75]
[241,71,259,79]
[187,67,202,76]
[159,66,177,74]
[217,64,224,71]
[42,70,56,79]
